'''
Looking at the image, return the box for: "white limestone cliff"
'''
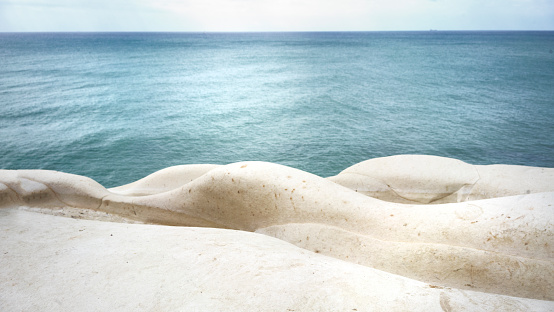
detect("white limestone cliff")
[1,155,552,311]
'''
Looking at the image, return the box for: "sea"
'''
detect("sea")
[1,31,553,188]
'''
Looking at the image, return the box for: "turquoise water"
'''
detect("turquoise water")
[1,32,553,187]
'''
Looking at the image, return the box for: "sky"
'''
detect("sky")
[0,0,553,32]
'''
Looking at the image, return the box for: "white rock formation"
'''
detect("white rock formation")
[1,155,553,310]
[109,164,221,196]
[328,155,554,204]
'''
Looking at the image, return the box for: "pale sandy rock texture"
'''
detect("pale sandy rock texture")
[328,155,554,204]
[1,155,553,311]
[109,164,221,196]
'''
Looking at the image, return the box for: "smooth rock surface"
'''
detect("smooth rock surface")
[109,164,221,196]
[328,155,554,204]
[1,155,553,310]
[1,208,552,312]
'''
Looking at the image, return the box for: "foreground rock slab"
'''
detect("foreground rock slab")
[1,208,552,312]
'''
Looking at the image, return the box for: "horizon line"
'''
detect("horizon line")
[1,29,554,34]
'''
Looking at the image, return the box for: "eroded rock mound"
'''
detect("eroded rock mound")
[1,155,553,310]
[328,155,554,204]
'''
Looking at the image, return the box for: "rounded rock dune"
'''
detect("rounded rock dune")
[108,164,221,196]
[1,155,553,309]
[120,161,553,299]
[328,155,554,204]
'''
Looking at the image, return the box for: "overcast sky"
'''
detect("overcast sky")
[0,0,553,32]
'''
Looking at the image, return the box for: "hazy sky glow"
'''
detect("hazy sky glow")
[0,0,553,32]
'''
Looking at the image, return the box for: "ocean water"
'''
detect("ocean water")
[1,31,553,187]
